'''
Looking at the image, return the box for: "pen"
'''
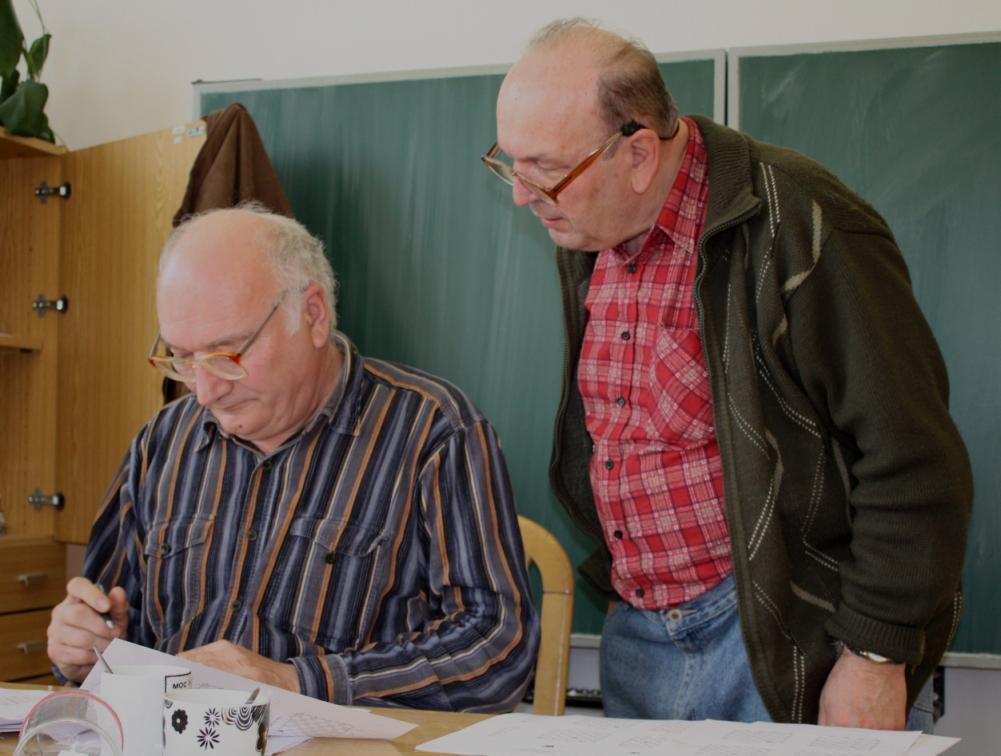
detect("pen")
[93,644,114,674]
[94,582,116,631]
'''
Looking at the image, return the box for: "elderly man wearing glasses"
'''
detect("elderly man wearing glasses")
[484,18,971,731]
[46,204,539,711]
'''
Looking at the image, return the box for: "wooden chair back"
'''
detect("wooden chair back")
[518,515,575,715]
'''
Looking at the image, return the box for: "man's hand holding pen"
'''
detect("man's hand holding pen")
[47,576,129,683]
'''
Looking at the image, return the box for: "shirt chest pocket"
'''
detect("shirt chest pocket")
[290,516,387,559]
[143,516,215,633]
[644,325,716,447]
[281,517,389,648]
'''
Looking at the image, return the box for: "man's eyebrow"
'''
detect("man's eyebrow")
[498,141,548,165]
[517,150,560,166]
[162,331,249,354]
[516,150,544,163]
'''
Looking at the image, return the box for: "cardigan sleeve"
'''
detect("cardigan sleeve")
[791,222,972,664]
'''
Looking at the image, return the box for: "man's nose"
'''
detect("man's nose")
[193,369,233,407]
[511,176,537,208]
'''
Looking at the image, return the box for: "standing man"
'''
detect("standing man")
[483,19,971,729]
[47,204,539,711]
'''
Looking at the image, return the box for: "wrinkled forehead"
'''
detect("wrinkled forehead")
[157,279,277,352]
[156,218,281,346]
[496,51,606,159]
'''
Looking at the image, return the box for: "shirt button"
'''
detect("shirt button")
[635,588,645,598]
[620,331,631,341]
[605,459,614,470]
[627,263,637,274]
[159,543,171,556]
[616,396,626,407]
[231,600,242,611]
[247,529,258,542]
[613,530,623,539]
[261,460,272,471]
[325,551,336,564]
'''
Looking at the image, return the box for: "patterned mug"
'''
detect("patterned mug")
[163,688,269,755]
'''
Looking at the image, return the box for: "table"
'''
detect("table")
[0,684,490,755]
[282,708,491,754]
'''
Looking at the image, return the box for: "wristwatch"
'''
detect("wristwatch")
[844,644,903,665]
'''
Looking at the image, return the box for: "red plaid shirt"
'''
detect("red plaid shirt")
[579,118,732,609]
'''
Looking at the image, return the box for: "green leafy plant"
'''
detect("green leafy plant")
[0,0,54,142]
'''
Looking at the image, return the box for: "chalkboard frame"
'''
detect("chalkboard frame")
[193,50,726,116]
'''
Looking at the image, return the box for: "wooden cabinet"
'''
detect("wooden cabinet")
[0,536,64,680]
[0,125,204,680]
[54,126,205,543]
[0,133,63,543]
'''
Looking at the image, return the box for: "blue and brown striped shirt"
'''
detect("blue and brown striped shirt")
[84,333,539,711]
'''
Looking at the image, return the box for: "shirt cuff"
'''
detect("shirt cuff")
[51,664,76,687]
[289,653,352,705]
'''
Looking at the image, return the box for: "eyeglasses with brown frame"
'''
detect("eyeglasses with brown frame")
[148,289,289,382]
[481,119,679,205]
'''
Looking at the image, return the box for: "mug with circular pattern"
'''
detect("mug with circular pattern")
[100,663,192,755]
[163,689,269,755]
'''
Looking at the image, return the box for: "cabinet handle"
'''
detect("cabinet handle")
[16,640,45,654]
[18,573,48,587]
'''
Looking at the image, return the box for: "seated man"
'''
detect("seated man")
[47,204,539,711]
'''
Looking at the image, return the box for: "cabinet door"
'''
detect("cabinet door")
[0,150,62,537]
[55,124,205,543]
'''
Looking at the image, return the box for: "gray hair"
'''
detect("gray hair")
[529,18,678,137]
[162,202,338,335]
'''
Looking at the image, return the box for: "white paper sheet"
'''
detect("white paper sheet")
[80,639,414,743]
[904,734,962,755]
[417,714,959,756]
[0,689,50,733]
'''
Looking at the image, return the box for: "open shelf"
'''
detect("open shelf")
[0,333,42,351]
[0,129,66,160]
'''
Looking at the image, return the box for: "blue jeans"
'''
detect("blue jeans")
[601,575,770,721]
[600,574,936,732]
[907,676,934,733]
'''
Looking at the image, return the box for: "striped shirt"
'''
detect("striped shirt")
[84,332,539,711]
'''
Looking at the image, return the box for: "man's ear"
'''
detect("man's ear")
[627,130,662,194]
[302,284,330,347]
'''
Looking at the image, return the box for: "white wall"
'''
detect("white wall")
[936,668,1001,756]
[11,0,1001,150]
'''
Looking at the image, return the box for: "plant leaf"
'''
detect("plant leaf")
[26,32,50,79]
[0,79,50,139]
[1,68,19,105]
[35,109,53,142]
[0,0,25,77]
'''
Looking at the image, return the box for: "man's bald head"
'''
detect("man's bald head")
[519,18,678,138]
[160,204,338,335]
[154,205,342,454]
[494,19,685,252]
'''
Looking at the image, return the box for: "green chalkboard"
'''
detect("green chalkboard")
[734,39,1001,656]
[200,56,722,635]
